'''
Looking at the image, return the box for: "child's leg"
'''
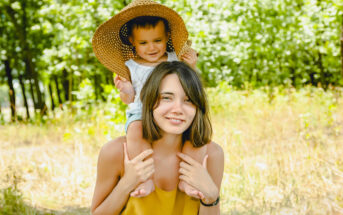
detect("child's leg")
[127,120,155,197]
[179,141,207,199]
[126,120,152,159]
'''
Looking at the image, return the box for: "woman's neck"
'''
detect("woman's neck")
[151,133,183,155]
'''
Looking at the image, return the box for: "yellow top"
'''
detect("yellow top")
[121,186,200,215]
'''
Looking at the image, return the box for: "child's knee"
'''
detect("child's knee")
[127,120,143,134]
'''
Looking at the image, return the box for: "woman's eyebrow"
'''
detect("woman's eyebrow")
[160,92,174,95]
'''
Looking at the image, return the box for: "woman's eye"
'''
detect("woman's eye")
[185,98,192,103]
[161,96,171,101]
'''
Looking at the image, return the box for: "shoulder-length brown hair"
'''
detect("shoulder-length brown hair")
[140,61,212,147]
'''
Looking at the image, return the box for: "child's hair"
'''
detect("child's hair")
[140,61,212,147]
[120,16,174,52]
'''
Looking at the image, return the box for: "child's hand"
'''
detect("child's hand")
[181,48,198,70]
[114,76,135,104]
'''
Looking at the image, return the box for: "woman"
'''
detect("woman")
[91,61,224,215]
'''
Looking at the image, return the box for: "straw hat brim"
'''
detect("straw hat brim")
[92,1,189,81]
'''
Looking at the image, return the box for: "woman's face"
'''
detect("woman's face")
[153,74,196,136]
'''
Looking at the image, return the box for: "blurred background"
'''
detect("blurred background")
[0,0,343,214]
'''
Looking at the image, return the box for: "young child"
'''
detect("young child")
[92,0,207,199]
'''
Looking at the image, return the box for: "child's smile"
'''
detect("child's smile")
[129,20,169,64]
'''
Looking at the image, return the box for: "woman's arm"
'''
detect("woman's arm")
[178,142,224,215]
[198,142,224,215]
[91,137,154,215]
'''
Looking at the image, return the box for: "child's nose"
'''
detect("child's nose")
[147,43,155,50]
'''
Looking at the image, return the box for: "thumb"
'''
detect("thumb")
[202,154,208,168]
[123,142,130,162]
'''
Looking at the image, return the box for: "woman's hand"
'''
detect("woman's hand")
[122,142,155,193]
[114,76,135,104]
[180,48,198,70]
[177,152,219,204]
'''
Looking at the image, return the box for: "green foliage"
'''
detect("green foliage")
[0,187,30,215]
[71,79,126,124]
[0,173,42,215]
[165,0,343,87]
[101,83,127,124]
[0,0,342,122]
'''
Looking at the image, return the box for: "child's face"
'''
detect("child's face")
[129,21,169,63]
[153,74,196,136]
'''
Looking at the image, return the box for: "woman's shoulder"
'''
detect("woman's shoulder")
[98,136,126,169]
[206,141,224,160]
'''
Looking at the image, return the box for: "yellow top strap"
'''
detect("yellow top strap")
[121,186,199,215]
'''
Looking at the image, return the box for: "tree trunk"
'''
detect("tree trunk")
[54,75,63,110]
[99,74,105,101]
[18,74,30,120]
[4,60,16,121]
[5,2,46,115]
[94,74,99,100]
[32,63,45,113]
[69,71,73,104]
[48,82,55,111]
[24,56,45,113]
[62,69,69,102]
[29,79,37,111]
[341,14,343,79]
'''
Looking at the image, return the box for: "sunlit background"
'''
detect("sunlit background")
[0,0,343,214]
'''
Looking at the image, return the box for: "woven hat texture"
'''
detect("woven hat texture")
[92,0,190,81]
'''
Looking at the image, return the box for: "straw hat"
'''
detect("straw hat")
[92,0,190,81]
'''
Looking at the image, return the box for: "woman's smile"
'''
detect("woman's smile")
[165,116,185,125]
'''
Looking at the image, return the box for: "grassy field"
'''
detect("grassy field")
[1,86,343,214]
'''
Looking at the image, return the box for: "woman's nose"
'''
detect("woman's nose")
[171,100,183,114]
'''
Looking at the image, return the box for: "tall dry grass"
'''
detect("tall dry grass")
[0,86,343,214]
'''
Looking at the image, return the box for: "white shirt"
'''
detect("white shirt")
[125,52,178,115]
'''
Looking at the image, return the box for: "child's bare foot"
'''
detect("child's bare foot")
[178,180,204,199]
[130,179,155,197]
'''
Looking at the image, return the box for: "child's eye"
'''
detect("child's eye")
[139,42,147,45]
[155,39,162,42]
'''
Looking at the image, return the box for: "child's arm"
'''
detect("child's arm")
[180,48,198,70]
[114,76,135,104]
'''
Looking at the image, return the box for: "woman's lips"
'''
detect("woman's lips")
[166,117,184,125]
